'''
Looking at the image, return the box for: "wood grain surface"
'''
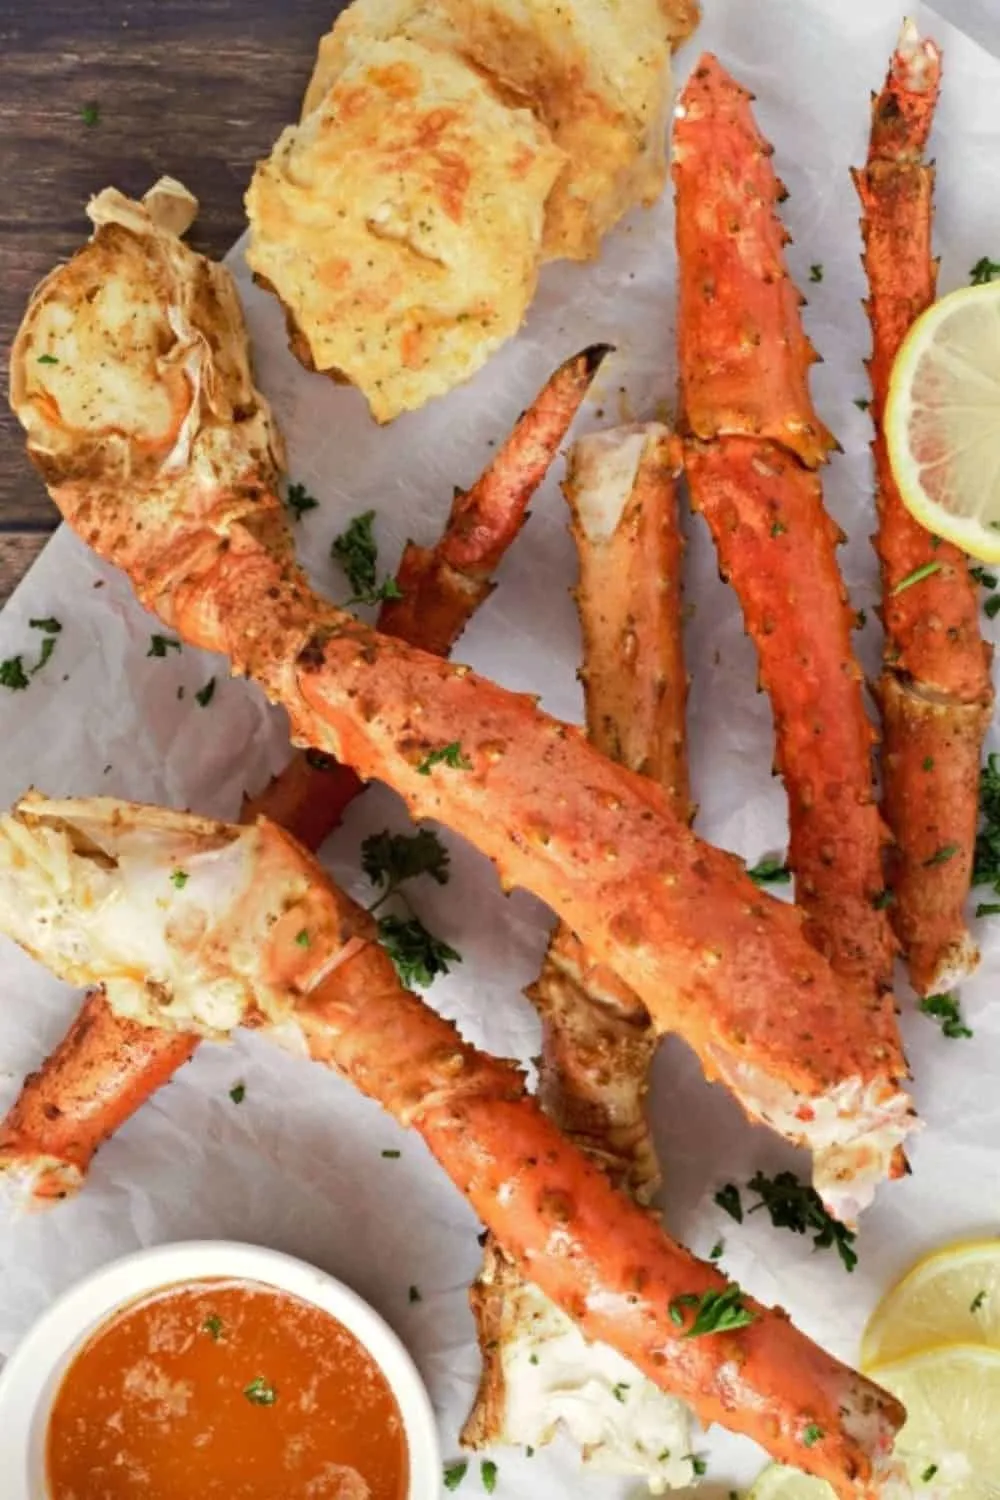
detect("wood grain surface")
[0,0,347,606]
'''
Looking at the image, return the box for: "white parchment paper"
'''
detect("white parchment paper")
[3,2,1000,1491]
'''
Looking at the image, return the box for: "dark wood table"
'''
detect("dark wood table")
[0,0,347,605]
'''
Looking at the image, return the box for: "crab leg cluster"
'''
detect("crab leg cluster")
[7,181,916,1213]
[854,23,994,996]
[0,794,904,1493]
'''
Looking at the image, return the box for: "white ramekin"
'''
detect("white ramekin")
[0,1239,441,1499]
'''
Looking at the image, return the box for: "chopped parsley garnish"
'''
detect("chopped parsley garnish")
[612,1381,629,1402]
[0,657,30,692]
[922,1465,939,1484]
[974,752,1000,893]
[81,101,100,127]
[285,481,319,521]
[714,1183,744,1223]
[985,595,1000,621]
[924,843,958,867]
[202,1314,223,1340]
[709,1238,724,1260]
[362,828,450,904]
[770,520,787,537]
[381,1149,401,1159]
[409,1284,421,1303]
[809,264,824,282]
[443,1462,468,1491]
[892,561,942,596]
[528,1353,539,1365]
[872,888,895,911]
[377,913,461,989]
[802,1424,824,1447]
[923,756,935,771]
[976,901,1000,918]
[688,1456,708,1478]
[919,992,972,1040]
[330,509,404,607]
[195,678,216,708]
[746,1169,858,1271]
[971,1290,987,1313]
[971,566,997,589]
[243,1376,277,1405]
[229,1082,246,1104]
[360,826,460,987]
[416,742,472,775]
[856,608,867,628]
[37,353,60,365]
[295,929,310,948]
[853,396,870,411]
[170,869,189,889]
[970,256,1000,285]
[480,1460,498,1494]
[33,636,58,674]
[668,1284,757,1338]
[148,634,181,658]
[525,1446,534,1457]
[746,856,790,885]
[1,617,62,690]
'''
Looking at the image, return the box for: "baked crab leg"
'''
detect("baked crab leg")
[464,424,694,1486]
[674,61,902,1036]
[0,323,607,1201]
[0,794,905,1494]
[8,181,916,1215]
[853,22,993,996]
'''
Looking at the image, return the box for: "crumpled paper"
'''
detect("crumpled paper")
[2,2,1000,1490]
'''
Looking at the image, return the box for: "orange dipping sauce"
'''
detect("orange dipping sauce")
[45,1278,409,1499]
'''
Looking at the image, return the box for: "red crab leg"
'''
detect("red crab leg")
[853,22,993,994]
[674,57,900,1022]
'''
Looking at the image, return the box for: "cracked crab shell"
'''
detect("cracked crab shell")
[246,35,566,422]
[9,178,284,511]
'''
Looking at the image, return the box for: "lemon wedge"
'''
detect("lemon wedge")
[867,1344,1000,1497]
[747,1464,834,1500]
[885,282,1000,562]
[750,1344,1000,1500]
[862,1239,1000,1367]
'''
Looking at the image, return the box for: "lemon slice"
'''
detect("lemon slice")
[867,1344,1000,1497]
[747,1464,835,1500]
[862,1239,1000,1367]
[885,282,1000,562]
[751,1346,1000,1499]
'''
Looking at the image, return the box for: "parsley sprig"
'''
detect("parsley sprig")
[331,510,404,608]
[974,754,1000,906]
[362,828,450,909]
[0,617,62,691]
[285,481,319,521]
[668,1284,757,1337]
[970,256,1000,285]
[716,1171,858,1271]
[919,992,972,1040]
[361,826,461,988]
[417,742,472,775]
[746,855,790,886]
[375,913,460,990]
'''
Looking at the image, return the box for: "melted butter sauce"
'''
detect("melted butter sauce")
[46,1277,408,1500]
